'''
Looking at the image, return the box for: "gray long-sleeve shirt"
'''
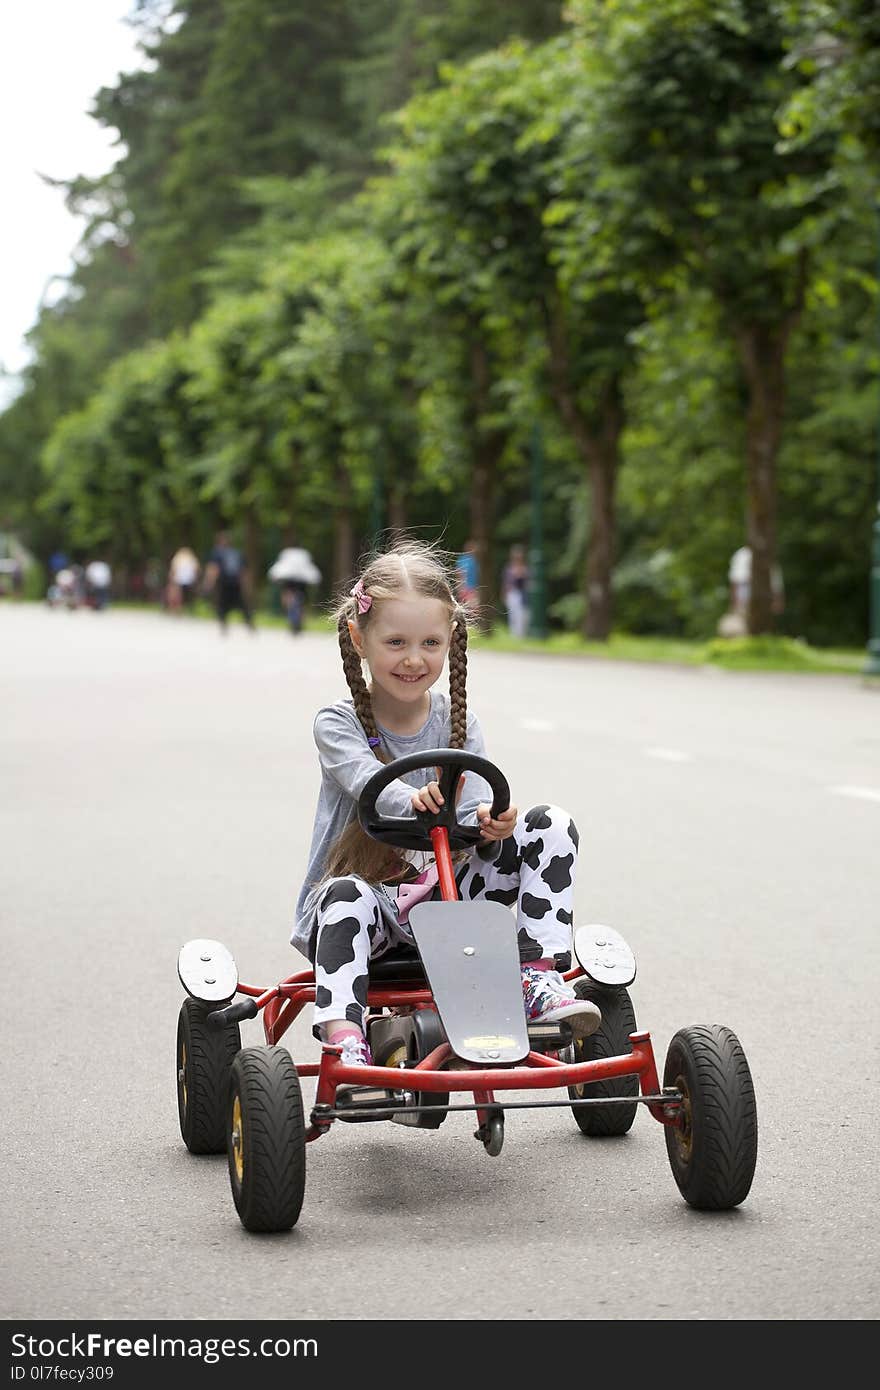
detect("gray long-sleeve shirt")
[291,691,491,957]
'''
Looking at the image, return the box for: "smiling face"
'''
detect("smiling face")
[350,595,453,715]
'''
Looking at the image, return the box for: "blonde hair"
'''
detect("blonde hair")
[324,538,471,884]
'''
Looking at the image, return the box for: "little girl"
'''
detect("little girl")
[291,539,600,1072]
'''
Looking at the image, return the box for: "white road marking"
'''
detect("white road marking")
[829,785,880,804]
[645,747,693,762]
[520,717,555,732]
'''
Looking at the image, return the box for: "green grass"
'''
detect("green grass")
[469,627,704,665]
[469,628,867,674]
[701,635,865,673]
[108,599,869,673]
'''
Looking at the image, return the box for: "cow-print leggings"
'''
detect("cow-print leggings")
[310,803,578,1037]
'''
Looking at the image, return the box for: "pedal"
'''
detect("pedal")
[177,938,238,1003]
[333,1087,399,1122]
[527,1021,573,1053]
[574,924,636,986]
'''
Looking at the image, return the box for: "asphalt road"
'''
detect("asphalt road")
[3,603,879,1322]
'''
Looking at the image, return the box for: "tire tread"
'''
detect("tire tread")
[229,1046,305,1233]
[177,998,241,1154]
[664,1024,757,1210]
[569,983,639,1137]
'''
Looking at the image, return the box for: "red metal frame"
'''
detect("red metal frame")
[235,826,681,1143]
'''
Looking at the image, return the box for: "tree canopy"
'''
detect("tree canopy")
[1,0,876,647]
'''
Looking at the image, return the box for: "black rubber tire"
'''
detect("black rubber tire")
[409,1007,449,1129]
[177,997,241,1154]
[568,982,639,1137]
[228,1046,306,1233]
[663,1025,758,1210]
[481,1113,504,1156]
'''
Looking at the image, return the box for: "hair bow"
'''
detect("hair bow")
[350,578,372,614]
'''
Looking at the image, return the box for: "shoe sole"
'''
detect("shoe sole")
[535,1002,602,1040]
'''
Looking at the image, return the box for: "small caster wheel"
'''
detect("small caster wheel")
[476,1113,504,1156]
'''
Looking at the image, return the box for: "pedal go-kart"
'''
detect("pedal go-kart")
[176,750,758,1233]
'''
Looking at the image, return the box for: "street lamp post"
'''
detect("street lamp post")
[369,446,385,548]
[866,492,880,676]
[528,423,548,640]
[863,199,880,679]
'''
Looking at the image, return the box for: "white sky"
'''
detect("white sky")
[0,1,145,405]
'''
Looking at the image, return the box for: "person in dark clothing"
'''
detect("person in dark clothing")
[280,579,307,634]
[204,530,255,634]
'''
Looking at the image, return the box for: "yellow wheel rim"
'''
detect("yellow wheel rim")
[571,1038,585,1098]
[670,1072,693,1164]
[231,1095,244,1183]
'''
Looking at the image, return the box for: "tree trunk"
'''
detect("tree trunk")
[546,305,623,641]
[583,390,622,641]
[468,337,503,631]
[243,506,262,610]
[282,447,300,545]
[387,381,419,542]
[332,462,356,593]
[734,321,789,635]
[387,484,409,538]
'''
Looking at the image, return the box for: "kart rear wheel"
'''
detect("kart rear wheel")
[177,997,241,1154]
[408,1008,449,1129]
[568,982,639,1137]
[228,1046,306,1233]
[663,1025,757,1210]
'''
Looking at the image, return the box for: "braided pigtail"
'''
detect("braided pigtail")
[448,612,469,749]
[326,607,403,884]
[337,609,381,752]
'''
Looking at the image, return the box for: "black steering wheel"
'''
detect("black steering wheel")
[357,748,510,851]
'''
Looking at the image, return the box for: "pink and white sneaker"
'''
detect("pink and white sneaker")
[522,967,602,1039]
[336,1033,372,1068]
[332,1032,373,1099]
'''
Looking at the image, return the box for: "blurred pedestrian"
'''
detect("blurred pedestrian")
[281,580,306,633]
[167,545,201,613]
[455,539,480,618]
[268,547,321,635]
[52,567,80,609]
[49,549,69,578]
[203,530,255,634]
[502,544,530,639]
[85,558,112,611]
[723,545,784,635]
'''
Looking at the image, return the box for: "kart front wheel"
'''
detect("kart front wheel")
[663,1025,757,1210]
[177,997,241,1154]
[228,1046,306,1233]
[481,1113,504,1156]
[568,983,639,1137]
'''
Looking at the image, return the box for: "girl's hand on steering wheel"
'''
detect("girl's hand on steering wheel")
[412,767,466,816]
[477,802,518,841]
[412,780,444,814]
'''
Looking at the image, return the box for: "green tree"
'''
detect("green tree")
[569,0,845,634]
[40,333,204,570]
[378,39,645,636]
